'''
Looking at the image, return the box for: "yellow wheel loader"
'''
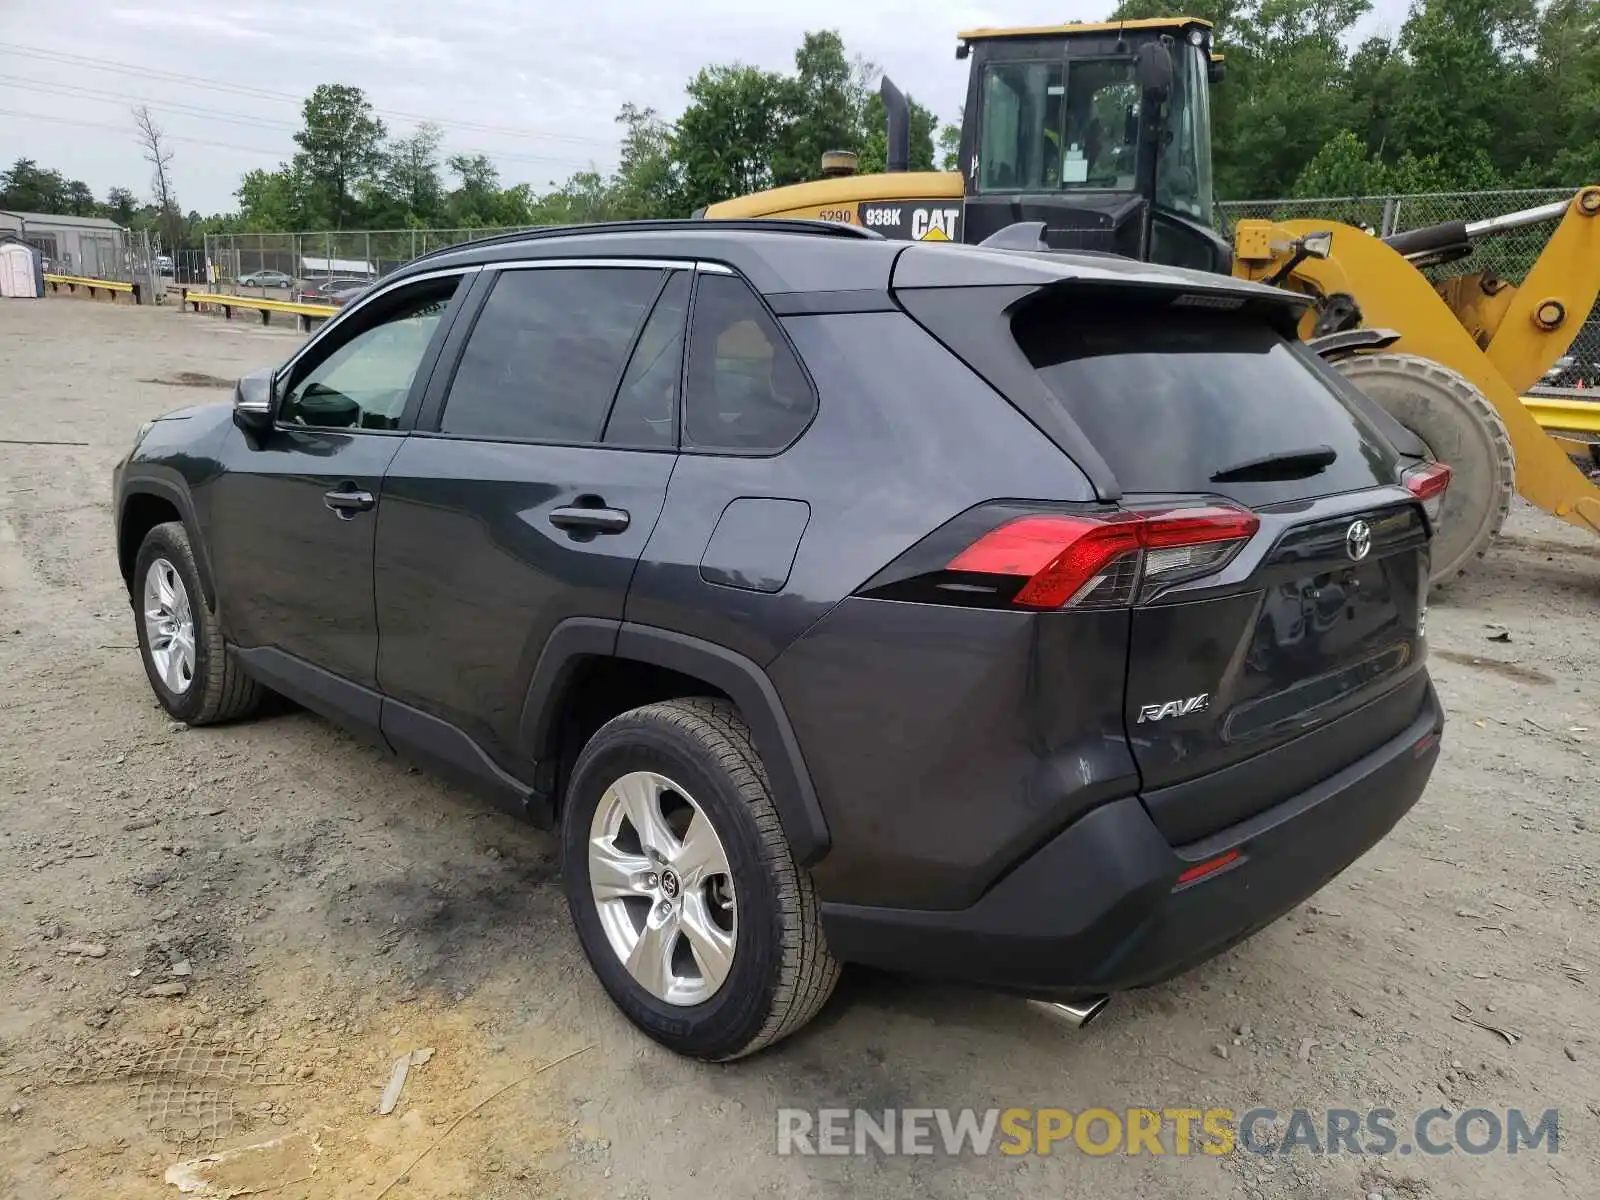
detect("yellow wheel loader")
[703,16,1600,582]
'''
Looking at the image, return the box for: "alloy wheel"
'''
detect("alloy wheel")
[587,770,738,1006]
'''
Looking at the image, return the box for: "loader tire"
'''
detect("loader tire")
[1334,352,1514,585]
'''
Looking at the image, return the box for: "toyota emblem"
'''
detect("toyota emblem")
[1345,519,1372,562]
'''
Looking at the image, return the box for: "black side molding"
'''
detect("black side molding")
[382,701,548,824]
[233,646,386,748]
[586,624,830,865]
[235,644,550,823]
[766,288,898,316]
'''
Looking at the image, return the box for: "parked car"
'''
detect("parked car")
[155,254,174,277]
[238,269,295,289]
[1539,351,1595,390]
[113,219,1446,1061]
[297,277,370,306]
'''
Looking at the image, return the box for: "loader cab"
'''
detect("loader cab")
[956,18,1231,272]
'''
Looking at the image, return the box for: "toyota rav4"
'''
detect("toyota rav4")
[113,219,1446,1060]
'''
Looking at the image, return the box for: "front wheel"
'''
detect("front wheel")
[1334,351,1515,585]
[132,522,262,725]
[561,698,840,1060]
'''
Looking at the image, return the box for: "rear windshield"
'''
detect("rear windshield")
[1013,304,1400,504]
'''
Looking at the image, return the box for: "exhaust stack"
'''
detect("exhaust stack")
[881,76,910,173]
[1031,995,1110,1028]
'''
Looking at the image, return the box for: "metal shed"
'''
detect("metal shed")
[0,210,128,278]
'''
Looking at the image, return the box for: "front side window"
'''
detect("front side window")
[978,58,1139,192]
[440,266,663,443]
[280,282,455,430]
[683,274,815,454]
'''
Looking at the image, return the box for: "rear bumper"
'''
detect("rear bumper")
[819,681,1443,997]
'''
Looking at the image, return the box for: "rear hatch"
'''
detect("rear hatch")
[895,249,1437,844]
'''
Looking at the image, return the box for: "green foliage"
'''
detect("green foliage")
[1115,0,1599,200]
[673,64,791,211]
[16,10,1599,245]
[292,84,388,228]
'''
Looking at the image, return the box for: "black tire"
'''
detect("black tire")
[561,698,840,1060]
[1334,352,1515,585]
[132,521,262,725]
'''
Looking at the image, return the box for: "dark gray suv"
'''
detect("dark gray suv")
[113,219,1447,1060]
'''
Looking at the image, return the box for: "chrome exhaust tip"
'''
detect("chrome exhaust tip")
[1031,995,1110,1029]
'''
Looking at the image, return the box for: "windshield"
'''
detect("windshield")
[976,42,1215,224]
[1159,43,1215,221]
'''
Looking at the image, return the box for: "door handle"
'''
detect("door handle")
[549,504,630,535]
[323,487,375,518]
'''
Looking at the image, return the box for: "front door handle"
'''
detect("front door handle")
[549,505,630,535]
[324,487,375,519]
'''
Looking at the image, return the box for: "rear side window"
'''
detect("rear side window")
[684,273,815,454]
[1012,302,1400,503]
[440,266,662,443]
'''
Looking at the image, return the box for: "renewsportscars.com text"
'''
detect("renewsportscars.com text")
[776,1106,1560,1158]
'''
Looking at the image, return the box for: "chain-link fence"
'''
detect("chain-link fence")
[207,191,1597,387]
[203,228,552,297]
[1217,188,1597,389]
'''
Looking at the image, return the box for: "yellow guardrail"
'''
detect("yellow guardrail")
[180,289,339,331]
[1523,393,1600,436]
[44,272,142,302]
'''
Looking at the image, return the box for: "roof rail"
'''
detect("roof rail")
[406,217,881,269]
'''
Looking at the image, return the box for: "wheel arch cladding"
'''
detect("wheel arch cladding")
[522,620,830,865]
[119,482,213,606]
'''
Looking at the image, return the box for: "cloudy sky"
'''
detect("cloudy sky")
[2,0,1409,216]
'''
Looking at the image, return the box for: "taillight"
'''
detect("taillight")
[860,502,1259,611]
[1402,460,1451,527]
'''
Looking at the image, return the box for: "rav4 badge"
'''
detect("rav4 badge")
[1137,694,1210,723]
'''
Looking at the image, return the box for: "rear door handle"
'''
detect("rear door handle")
[549,505,630,535]
[324,487,375,518]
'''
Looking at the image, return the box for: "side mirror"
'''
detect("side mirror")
[1136,41,1174,103]
[233,366,276,435]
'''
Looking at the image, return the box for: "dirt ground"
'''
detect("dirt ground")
[1,295,1596,1200]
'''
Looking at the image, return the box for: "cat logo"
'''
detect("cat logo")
[911,207,960,241]
[1136,694,1210,723]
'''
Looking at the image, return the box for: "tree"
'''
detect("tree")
[1291,130,1388,197]
[937,120,962,173]
[132,105,183,253]
[610,103,683,218]
[105,186,139,225]
[673,64,790,211]
[0,158,68,212]
[771,31,872,185]
[236,166,313,230]
[292,84,387,228]
[379,123,444,225]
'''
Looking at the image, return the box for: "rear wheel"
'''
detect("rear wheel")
[561,698,840,1060]
[1334,352,1514,585]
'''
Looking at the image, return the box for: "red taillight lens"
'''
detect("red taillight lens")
[1173,848,1242,889]
[947,504,1260,610]
[1402,460,1451,526]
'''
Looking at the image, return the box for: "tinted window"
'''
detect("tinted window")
[604,271,689,449]
[1013,301,1398,504]
[683,274,815,454]
[441,267,662,443]
[281,282,454,430]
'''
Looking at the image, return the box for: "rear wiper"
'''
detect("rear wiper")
[1210,445,1337,483]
